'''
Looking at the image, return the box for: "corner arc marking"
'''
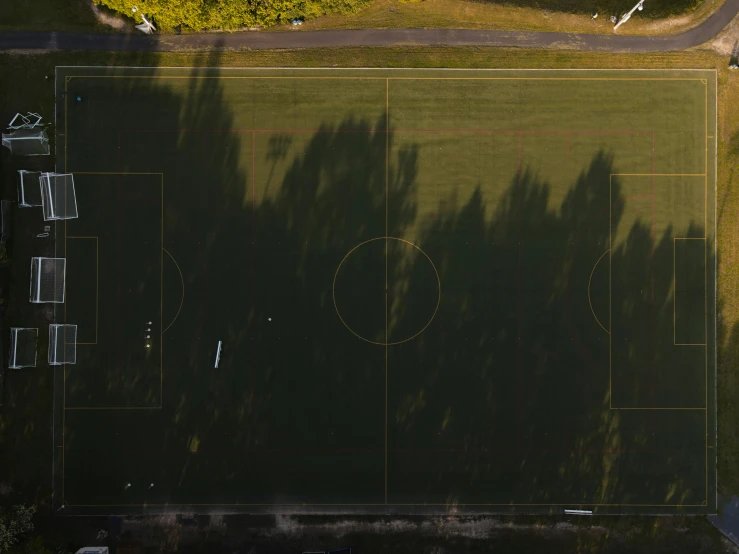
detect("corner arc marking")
[588,249,610,335]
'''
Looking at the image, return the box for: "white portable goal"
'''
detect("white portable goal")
[17,170,43,207]
[8,113,30,129]
[8,328,38,369]
[29,257,66,303]
[48,324,77,366]
[135,14,156,34]
[7,112,42,130]
[40,173,78,221]
[1,129,50,156]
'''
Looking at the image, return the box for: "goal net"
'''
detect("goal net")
[40,173,78,221]
[8,328,38,369]
[48,324,77,366]
[29,257,66,303]
[1,129,50,156]
[17,170,43,207]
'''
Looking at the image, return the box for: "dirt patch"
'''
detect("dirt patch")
[89,1,130,31]
[702,12,739,55]
[638,13,696,33]
[97,514,737,553]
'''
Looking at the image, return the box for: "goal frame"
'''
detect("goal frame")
[29,257,66,304]
[1,129,50,156]
[48,324,77,366]
[8,328,39,369]
[17,170,43,208]
[40,172,79,221]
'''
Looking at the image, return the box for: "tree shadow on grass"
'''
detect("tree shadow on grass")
[10,60,715,512]
[385,146,712,508]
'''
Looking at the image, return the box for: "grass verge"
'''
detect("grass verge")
[0,0,107,32]
[287,0,726,37]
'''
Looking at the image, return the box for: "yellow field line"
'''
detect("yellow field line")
[610,168,710,412]
[588,249,610,335]
[65,236,98,344]
[385,77,389,505]
[674,238,707,346]
[71,172,163,175]
[59,70,716,509]
[64,80,68,172]
[60,173,165,418]
[704,78,709,505]
[612,407,706,410]
[62,216,67,502]
[161,175,164,408]
[66,76,707,82]
[162,248,184,334]
[333,237,441,346]
[65,404,161,411]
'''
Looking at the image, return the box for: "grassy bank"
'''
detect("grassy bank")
[293,0,726,37]
[0,46,736,509]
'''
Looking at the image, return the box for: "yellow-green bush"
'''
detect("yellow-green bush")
[96,0,372,30]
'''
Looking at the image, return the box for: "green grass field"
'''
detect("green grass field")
[45,67,717,514]
[0,0,101,31]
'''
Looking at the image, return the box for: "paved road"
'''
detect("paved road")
[710,496,739,547]
[1,0,738,52]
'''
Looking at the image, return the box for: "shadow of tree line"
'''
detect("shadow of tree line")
[53,57,715,511]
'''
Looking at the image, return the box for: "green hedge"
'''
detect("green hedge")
[96,0,373,30]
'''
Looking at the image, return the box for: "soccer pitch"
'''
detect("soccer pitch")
[52,67,717,514]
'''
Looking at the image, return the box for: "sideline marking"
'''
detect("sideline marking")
[58,68,715,511]
[63,501,708,507]
[704,78,709,506]
[385,75,394,504]
[66,76,708,82]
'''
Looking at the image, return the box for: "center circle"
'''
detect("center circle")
[333,237,440,346]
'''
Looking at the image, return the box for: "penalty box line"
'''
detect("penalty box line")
[64,236,98,345]
[63,172,164,411]
[608,173,708,412]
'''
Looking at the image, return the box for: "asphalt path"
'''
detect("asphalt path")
[1,0,738,53]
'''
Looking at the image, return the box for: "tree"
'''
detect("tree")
[0,506,35,554]
[96,0,372,31]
